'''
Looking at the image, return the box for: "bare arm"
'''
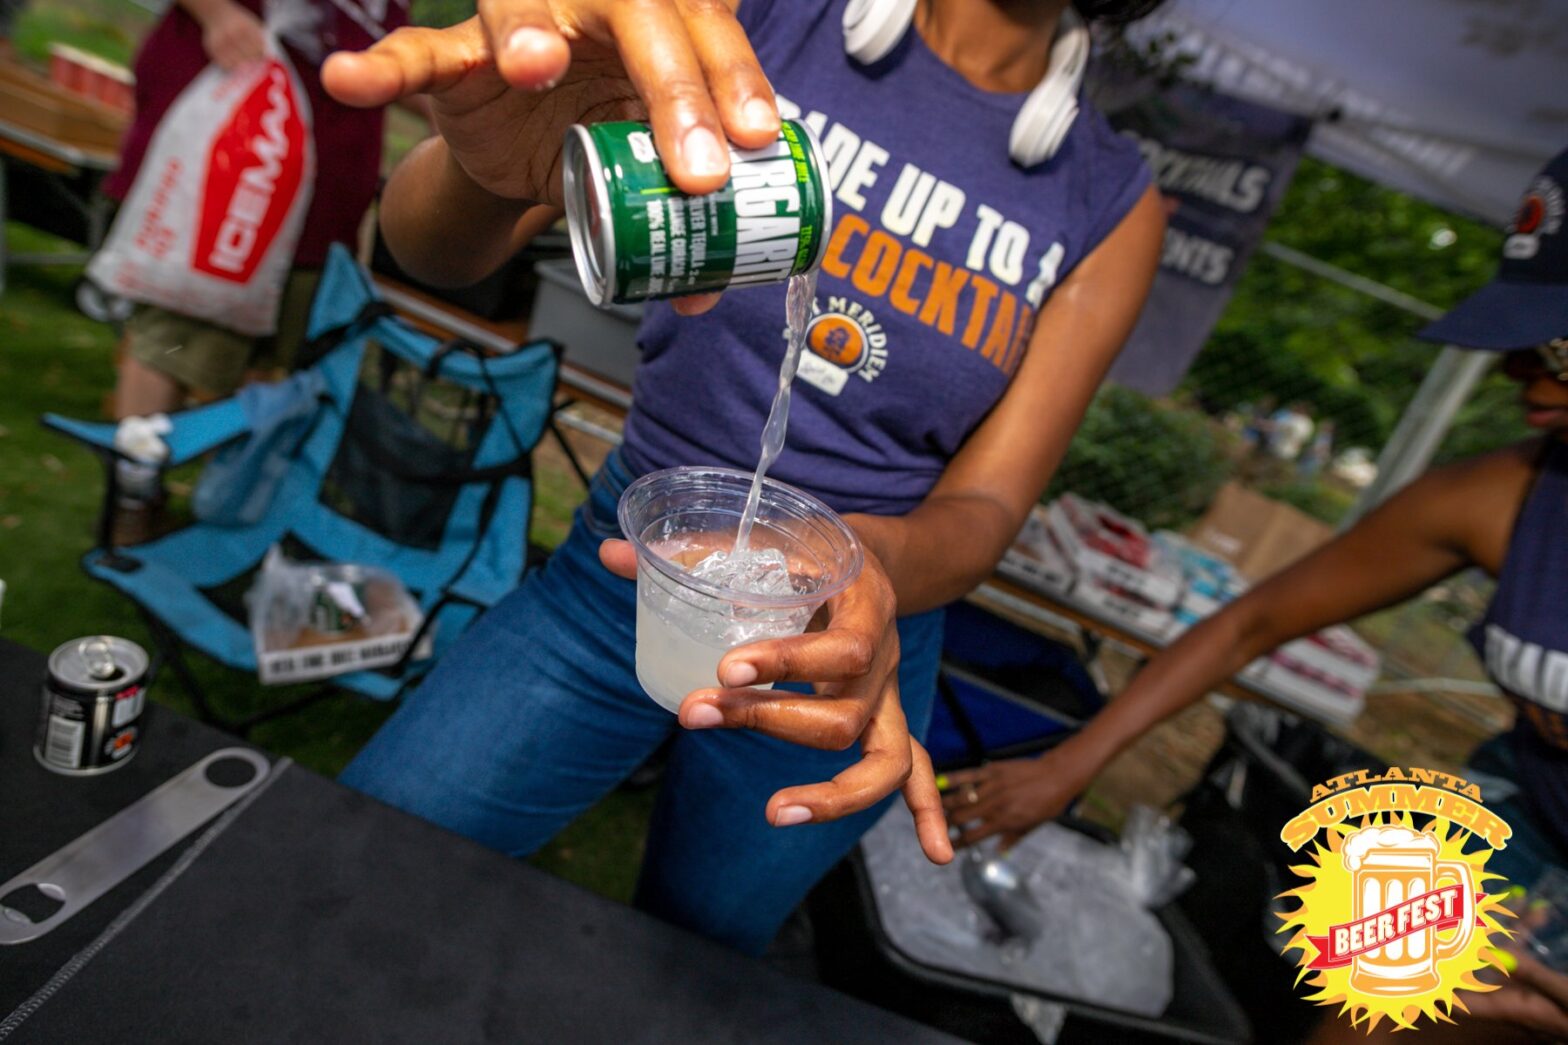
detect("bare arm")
[177,0,267,69]
[849,185,1166,614]
[1065,448,1528,766]
[378,136,559,287]
[944,442,1539,847]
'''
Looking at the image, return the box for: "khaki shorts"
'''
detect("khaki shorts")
[126,269,322,397]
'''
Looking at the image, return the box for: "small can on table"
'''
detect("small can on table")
[35,635,149,775]
[562,119,834,306]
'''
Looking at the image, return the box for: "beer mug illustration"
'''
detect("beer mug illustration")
[1342,827,1475,996]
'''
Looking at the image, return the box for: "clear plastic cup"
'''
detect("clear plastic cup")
[617,466,864,713]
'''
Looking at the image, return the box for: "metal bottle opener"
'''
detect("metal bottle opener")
[0,748,271,944]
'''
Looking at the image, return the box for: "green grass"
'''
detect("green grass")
[0,224,651,900]
[0,239,405,773]
[2,0,653,901]
[10,0,153,67]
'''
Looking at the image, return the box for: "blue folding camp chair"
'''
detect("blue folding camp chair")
[43,245,560,732]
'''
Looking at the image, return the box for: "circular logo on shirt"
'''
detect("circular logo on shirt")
[807,313,869,370]
[791,295,890,398]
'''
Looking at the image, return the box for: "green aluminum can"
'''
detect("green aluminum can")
[562,119,833,306]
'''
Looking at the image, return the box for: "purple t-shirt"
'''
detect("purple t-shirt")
[619,0,1151,516]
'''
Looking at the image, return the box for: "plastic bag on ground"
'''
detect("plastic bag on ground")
[245,545,427,683]
[1118,804,1198,909]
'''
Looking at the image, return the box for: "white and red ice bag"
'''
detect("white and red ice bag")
[88,43,315,336]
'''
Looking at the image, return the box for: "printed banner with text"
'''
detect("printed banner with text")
[1092,73,1313,395]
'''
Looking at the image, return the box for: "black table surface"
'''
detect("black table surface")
[0,639,959,1043]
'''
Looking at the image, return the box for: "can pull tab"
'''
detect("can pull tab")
[81,637,123,682]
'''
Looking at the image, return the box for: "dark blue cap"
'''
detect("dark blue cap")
[1419,147,1568,351]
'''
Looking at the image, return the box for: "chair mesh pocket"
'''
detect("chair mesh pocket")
[319,385,476,549]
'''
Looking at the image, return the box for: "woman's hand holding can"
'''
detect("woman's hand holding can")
[321,0,780,204]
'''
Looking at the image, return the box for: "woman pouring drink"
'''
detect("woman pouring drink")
[324,0,1165,953]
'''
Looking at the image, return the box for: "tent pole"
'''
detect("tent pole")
[1257,242,1443,322]
[1343,347,1493,524]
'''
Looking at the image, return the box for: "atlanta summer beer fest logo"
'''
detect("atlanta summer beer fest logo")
[1276,765,1514,1031]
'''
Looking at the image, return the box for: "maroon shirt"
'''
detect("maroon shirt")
[105,0,408,267]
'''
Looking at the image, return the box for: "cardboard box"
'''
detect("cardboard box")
[1154,530,1239,590]
[1272,635,1380,697]
[1255,659,1366,725]
[1188,483,1334,582]
[1239,658,1274,685]
[1047,494,1182,608]
[256,626,433,685]
[999,504,1076,593]
[252,572,431,684]
[1311,624,1380,670]
[1073,572,1175,639]
[0,58,127,153]
[1277,627,1379,681]
[48,44,135,114]
[1179,590,1226,618]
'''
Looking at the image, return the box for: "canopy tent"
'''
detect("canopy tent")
[1143,0,1568,228]
[1114,0,1567,515]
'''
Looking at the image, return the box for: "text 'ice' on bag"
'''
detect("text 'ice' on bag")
[87,39,315,336]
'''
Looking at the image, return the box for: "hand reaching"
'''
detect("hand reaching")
[322,0,780,206]
[200,2,267,70]
[941,745,1097,849]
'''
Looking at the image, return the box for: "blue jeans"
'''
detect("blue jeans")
[341,453,943,954]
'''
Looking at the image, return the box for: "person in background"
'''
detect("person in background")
[1266,399,1315,460]
[1298,418,1335,478]
[943,146,1568,1042]
[1237,394,1278,451]
[105,0,412,542]
[0,0,26,59]
[322,0,1167,954]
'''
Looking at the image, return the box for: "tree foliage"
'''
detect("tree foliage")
[1047,386,1232,530]
[1178,158,1521,460]
[1079,158,1527,526]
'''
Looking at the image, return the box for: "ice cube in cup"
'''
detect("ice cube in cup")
[618,467,863,713]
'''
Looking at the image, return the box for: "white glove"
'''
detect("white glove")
[113,414,173,464]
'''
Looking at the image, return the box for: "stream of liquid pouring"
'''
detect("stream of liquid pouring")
[731,270,818,555]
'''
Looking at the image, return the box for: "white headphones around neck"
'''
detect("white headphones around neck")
[842,0,1089,167]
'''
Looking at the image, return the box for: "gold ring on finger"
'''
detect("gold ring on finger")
[965,786,980,805]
